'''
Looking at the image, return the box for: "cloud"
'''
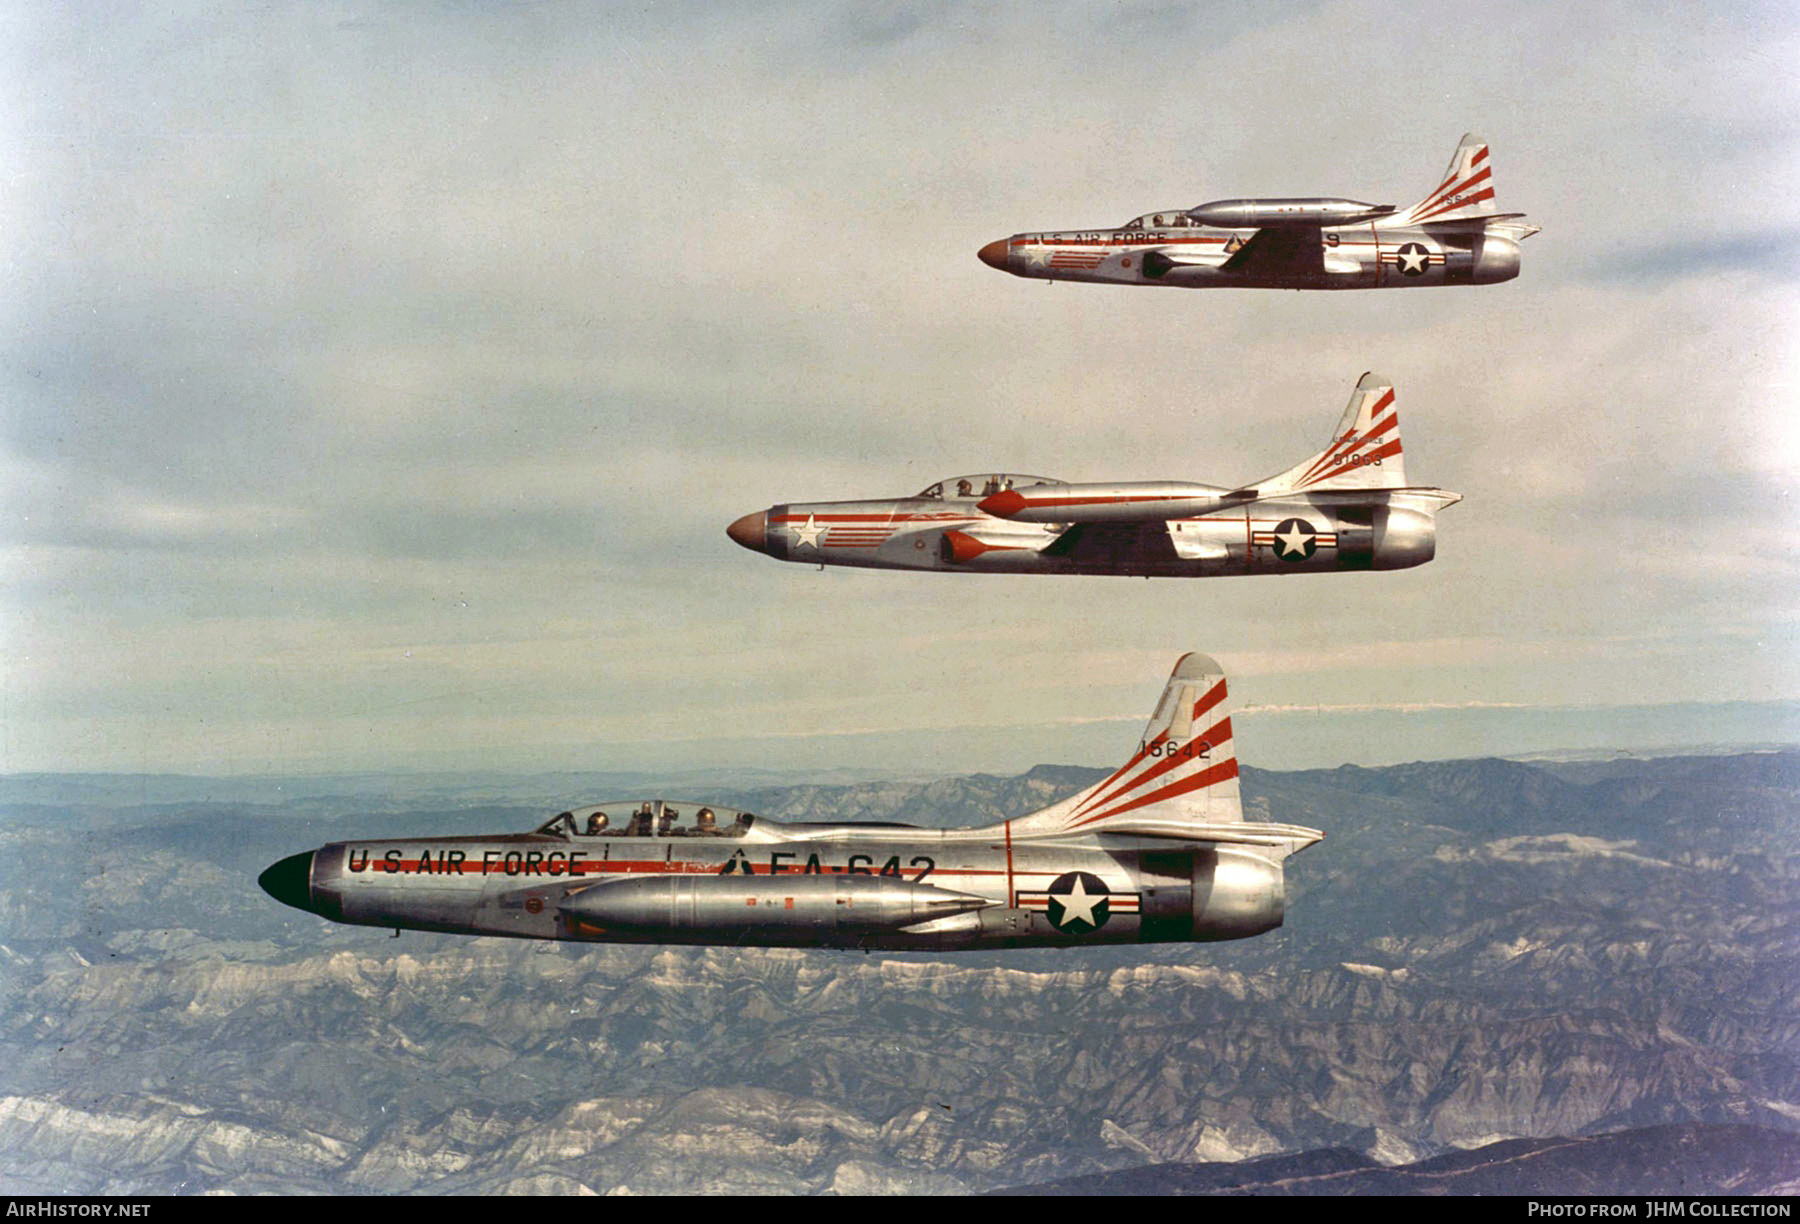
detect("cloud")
[1584,231,1800,284]
[3,1,1798,773]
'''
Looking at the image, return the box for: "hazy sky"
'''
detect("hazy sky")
[4,2,1797,777]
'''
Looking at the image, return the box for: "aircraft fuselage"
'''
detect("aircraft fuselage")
[980,217,1529,289]
[260,808,1313,951]
[733,487,1455,577]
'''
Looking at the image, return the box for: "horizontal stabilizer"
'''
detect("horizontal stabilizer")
[999,822,1323,854]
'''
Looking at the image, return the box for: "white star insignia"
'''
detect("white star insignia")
[791,515,825,550]
[1275,522,1313,557]
[1023,245,1052,269]
[1053,877,1104,928]
[1397,246,1428,274]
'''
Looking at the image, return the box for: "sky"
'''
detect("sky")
[3,1,1797,779]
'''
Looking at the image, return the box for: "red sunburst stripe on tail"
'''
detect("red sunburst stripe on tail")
[1072,729,1170,817]
[1069,679,1228,819]
[1412,166,1492,221]
[1296,412,1399,489]
[1408,162,1491,221]
[1355,438,1403,468]
[1191,676,1230,723]
[1429,163,1490,208]
[1297,413,1397,487]
[1069,713,1233,827]
[1414,185,1494,222]
[1295,391,1396,485]
[1071,758,1241,828]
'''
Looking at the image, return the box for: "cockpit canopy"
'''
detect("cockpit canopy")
[915,473,1065,500]
[1118,211,1202,232]
[536,800,754,839]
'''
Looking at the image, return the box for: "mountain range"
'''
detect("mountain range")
[0,751,1795,1193]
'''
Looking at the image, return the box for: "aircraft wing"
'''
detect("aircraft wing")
[1219,225,1325,277]
[1042,520,1180,567]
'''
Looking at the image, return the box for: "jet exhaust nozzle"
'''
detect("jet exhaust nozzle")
[1193,849,1285,940]
[1470,234,1522,284]
[1370,505,1438,570]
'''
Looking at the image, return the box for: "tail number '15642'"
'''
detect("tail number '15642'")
[1141,740,1210,759]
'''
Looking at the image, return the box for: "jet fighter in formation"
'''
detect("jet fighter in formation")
[259,654,1322,951]
[256,133,1538,951]
[726,373,1458,578]
[978,134,1536,291]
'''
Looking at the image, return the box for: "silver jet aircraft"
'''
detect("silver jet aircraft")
[978,134,1537,290]
[258,654,1322,951]
[726,373,1458,578]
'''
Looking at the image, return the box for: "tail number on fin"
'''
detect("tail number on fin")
[1142,738,1212,760]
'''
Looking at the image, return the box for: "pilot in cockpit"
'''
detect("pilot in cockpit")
[586,811,609,835]
[696,807,717,835]
[957,479,973,497]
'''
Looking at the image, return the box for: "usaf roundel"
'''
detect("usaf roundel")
[1394,242,1431,277]
[1271,517,1319,561]
[1045,871,1112,934]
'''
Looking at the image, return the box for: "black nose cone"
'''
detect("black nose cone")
[259,851,316,913]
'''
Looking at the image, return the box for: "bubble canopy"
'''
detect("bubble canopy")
[1119,211,1203,231]
[536,801,753,839]
[914,473,1064,500]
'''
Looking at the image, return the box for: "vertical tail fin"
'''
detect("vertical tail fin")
[1253,372,1406,496]
[1387,133,1498,226]
[1008,654,1243,839]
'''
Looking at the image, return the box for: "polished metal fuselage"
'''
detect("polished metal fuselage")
[286,819,1302,951]
[991,217,1530,289]
[756,488,1454,576]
